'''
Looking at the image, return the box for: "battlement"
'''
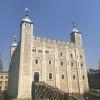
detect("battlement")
[33,36,69,45]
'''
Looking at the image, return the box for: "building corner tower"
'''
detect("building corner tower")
[7,8,33,100]
[17,8,33,99]
[70,19,89,94]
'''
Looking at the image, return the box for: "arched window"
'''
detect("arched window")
[49,73,52,79]
[49,60,51,65]
[35,59,38,64]
[34,72,39,82]
[61,61,63,66]
[62,74,64,79]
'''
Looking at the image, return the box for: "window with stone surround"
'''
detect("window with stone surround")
[73,75,75,79]
[71,53,73,58]
[35,59,38,64]
[49,73,52,80]
[49,60,51,65]
[62,74,64,79]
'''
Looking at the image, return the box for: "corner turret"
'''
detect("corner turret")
[70,19,82,47]
[10,35,17,61]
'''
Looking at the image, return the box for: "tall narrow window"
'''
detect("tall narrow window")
[61,61,63,66]
[71,62,73,67]
[60,52,63,56]
[49,73,52,79]
[49,60,51,65]
[62,74,64,79]
[35,59,38,64]
[81,63,83,67]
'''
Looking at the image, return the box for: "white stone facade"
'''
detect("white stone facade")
[7,11,89,99]
[0,71,8,92]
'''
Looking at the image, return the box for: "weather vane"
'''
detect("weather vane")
[14,35,17,43]
[25,8,29,17]
[72,18,76,28]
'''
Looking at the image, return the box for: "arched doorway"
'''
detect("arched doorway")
[34,72,39,82]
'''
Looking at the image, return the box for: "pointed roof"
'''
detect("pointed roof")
[22,8,32,23]
[11,35,17,47]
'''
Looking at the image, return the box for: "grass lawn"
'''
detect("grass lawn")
[90,92,100,98]
[0,93,4,100]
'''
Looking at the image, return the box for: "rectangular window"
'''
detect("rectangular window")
[38,50,42,53]
[0,76,3,79]
[6,76,8,79]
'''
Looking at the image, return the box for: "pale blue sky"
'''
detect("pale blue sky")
[0,0,100,70]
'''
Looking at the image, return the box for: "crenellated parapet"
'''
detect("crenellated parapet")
[33,36,70,46]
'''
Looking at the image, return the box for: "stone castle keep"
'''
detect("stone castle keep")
[7,8,89,99]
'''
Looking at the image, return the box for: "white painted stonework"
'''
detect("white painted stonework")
[7,12,89,99]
